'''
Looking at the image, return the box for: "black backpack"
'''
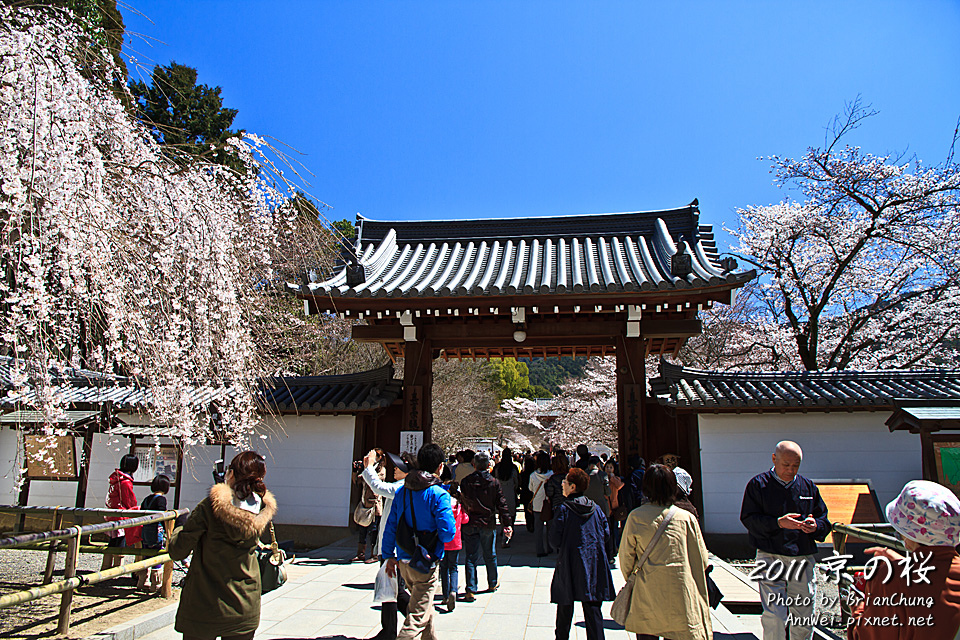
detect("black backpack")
[395,488,439,573]
[140,494,166,547]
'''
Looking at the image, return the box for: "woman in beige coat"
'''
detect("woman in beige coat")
[618,464,711,640]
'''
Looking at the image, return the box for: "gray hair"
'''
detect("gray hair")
[474,451,491,470]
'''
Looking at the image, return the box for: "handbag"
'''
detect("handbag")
[611,505,677,626]
[354,499,376,527]
[610,504,629,522]
[257,522,287,594]
[706,565,723,609]
[540,496,553,522]
[534,478,551,522]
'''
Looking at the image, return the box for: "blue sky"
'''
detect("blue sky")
[122,1,960,252]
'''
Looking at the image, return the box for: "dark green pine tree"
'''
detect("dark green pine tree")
[128,62,241,166]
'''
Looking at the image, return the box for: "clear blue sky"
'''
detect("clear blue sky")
[122,1,960,253]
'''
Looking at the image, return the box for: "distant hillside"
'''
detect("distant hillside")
[520,357,589,394]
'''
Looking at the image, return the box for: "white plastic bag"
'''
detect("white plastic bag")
[373,561,398,603]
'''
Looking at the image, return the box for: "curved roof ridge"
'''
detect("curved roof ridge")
[652,358,960,411]
[355,204,699,227]
[268,363,396,386]
[663,364,960,380]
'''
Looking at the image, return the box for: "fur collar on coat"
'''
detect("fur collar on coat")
[209,483,277,539]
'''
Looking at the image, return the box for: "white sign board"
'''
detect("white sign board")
[400,431,423,457]
[132,444,179,484]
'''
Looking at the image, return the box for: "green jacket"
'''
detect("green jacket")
[169,483,278,637]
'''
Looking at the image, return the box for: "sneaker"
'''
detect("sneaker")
[446,592,456,611]
[462,591,476,602]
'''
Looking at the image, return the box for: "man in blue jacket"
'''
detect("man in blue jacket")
[382,443,456,640]
[740,441,829,640]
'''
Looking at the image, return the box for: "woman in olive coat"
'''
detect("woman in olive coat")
[549,467,616,640]
[169,452,277,640]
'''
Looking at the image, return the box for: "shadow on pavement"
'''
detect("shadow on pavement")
[341,582,375,590]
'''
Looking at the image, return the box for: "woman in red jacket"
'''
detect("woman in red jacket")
[101,454,141,571]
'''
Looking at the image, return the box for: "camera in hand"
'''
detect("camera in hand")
[213,459,225,484]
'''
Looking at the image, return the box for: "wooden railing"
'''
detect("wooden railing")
[0,505,188,634]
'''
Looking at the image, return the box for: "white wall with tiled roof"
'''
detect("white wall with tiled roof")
[1,414,357,531]
[698,412,921,535]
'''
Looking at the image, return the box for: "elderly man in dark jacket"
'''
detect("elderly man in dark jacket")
[550,466,616,640]
[459,451,513,601]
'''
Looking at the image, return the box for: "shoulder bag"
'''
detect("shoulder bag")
[534,478,552,522]
[354,500,376,527]
[257,522,287,594]
[611,505,677,626]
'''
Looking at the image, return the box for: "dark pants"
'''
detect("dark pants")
[462,525,497,593]
[609,516,622,551]
[183,634,254,640]
[439,549,459,598]
[358,516,380,552]
[556,602,604,640]
[379,558,410,639]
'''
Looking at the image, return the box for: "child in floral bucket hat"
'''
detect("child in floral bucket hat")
[849,480,960,640]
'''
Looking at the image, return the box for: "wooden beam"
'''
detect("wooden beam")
[353,317,701,344]
[304,283,744,315]
[642,318,702,338]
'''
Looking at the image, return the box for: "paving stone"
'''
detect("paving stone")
[112,524,753,640]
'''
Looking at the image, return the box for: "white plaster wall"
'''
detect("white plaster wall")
[0,414,357,528]
[258,414,355,527]
[0,427,20,502]
[698,412,922,535]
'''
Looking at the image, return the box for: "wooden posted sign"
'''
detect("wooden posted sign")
[403,385,423,432]
[24,434,77,479]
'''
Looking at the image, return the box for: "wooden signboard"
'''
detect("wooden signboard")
[24,434,78,479]
[403,385,423,432]
[816,480,884,544]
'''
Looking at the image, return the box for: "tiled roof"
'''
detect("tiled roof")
[0,357,401,415]
[896,406,960,421]
[300,203,751,300]
[651,359,960,410]
[261,365,402,412]
[0,410,100,425]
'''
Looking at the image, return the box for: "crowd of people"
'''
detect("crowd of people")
[97,439,960,640]
[348,444,717,640]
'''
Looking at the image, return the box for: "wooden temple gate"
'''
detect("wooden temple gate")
[295,201,752,468]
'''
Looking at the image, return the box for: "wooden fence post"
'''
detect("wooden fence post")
[161,518,174,598]
[43,509,63,585]
[57,525,82,635]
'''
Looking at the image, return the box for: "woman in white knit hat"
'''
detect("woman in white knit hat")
[849,479,960,640]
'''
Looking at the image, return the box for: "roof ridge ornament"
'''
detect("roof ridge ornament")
[671,243,693,277]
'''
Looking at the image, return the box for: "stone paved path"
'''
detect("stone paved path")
[137,520,759,640]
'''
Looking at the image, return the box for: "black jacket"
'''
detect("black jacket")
[460,470,513,528]
[544,472,567,512]
[740,470,829,557]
